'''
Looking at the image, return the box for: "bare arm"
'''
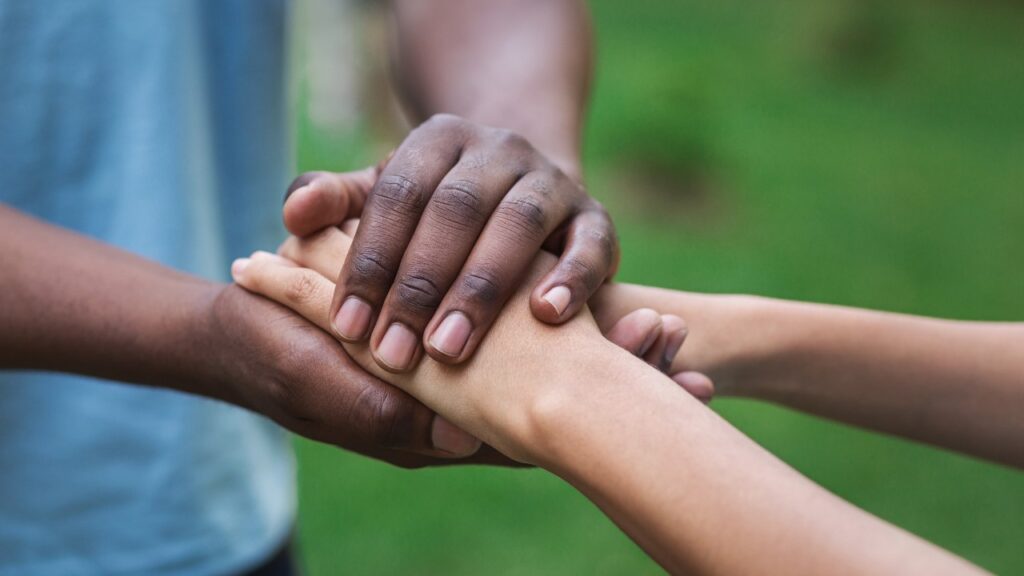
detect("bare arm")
[592,284,1024,469]
[0,205,226,397]
[390,0,591,178]
[0,204,515,465]
[537,349,982,575]
[234,229,982,575]
[282,1,608,376]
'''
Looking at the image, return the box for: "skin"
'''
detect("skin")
[0,206,491,465]
[0,205,678,465]
[285,0,620,376]
[1,1,616,463]
[233,227,985,575]
[592,285,1024,469]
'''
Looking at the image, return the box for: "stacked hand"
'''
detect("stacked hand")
[226,116,709,467]
[283,114,619,371]
[231,224,710,463]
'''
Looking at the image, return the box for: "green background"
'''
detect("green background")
[293,0,1024,573]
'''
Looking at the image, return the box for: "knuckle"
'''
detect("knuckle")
[526,166,581,206]
[433,179,487,225]
[352,385,417,449]
[350,248,394,286]
[373,174,425,214]
[527,170,560,200]
[395,272,444,312]
[544,167,586,202]
[283,271,321,305]
[493,128,530,152]
[459,267,503,305]
[552,166,579,189]
[582,225,617,263]
[495,195,549,238]
[562,255,605,291]
[590,205,619,260]
[425,112,463,131]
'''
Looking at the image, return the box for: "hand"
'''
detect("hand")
[231,227,713,462]
[270,221,709,399]
[206,282,511,467]
[283,114,618,373]
[602,308,714,403]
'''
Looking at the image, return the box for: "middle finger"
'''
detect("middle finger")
[369,149,526,372]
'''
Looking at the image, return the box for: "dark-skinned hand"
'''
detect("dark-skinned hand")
[283,114,618,374]
[215,280,697,467]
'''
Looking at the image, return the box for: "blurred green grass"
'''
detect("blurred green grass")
[293,0,1024,573]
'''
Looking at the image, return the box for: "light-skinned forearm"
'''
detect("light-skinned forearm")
[234,240,982,574]
[390,0,591,178]
[593,283,1024,468]
[531,342,983,575]
[0,206,232,402]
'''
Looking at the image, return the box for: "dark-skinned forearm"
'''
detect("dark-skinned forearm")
[390,0,591,179]
[0,205,235,403]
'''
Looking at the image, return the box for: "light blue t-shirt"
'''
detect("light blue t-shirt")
[0,1,297,574]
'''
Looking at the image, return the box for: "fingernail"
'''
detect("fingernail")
[663,328,688,368]
[541,285,572,318]
[231,258,250,279]
[288,185,311,204]
[377,322,418,371]
[429,312,473,358]
[334,296,372,341]
[431,415,481,456]
[638,326,661,357]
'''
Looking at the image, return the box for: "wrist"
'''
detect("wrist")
[525,339,698,484]
[520,337,645,469]
[195,283,260,408]
[465,325,613,466]
[95,276,239,404]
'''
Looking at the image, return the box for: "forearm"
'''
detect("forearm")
[534,347,982,574]
[234,234,982,572]
[0,206,232,402]
[390,0,591,178]
[594,283,1024,468]
[736,299,1024,467]
[346,267,977,573]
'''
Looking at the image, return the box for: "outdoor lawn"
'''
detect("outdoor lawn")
[293,0,1024,573]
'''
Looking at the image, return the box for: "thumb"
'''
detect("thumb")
[282,166,377,237]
